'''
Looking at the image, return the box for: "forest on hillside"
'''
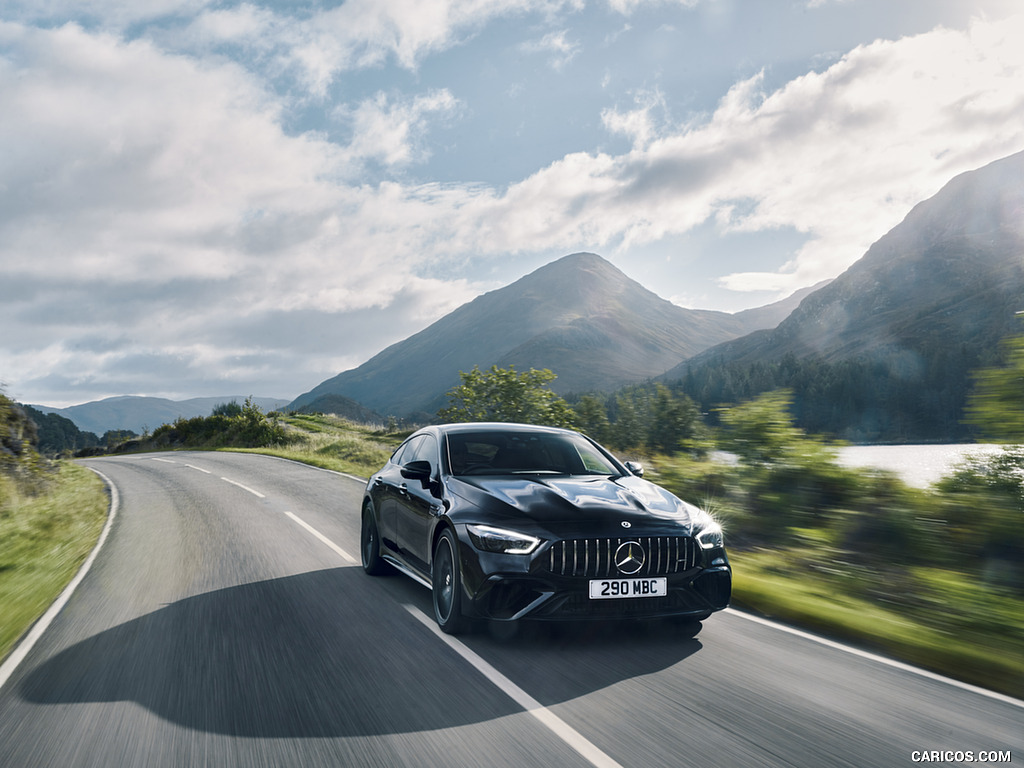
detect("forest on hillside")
[670,347,987,443]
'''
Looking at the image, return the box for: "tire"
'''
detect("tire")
[361,504,389,575]
[432,529,469,634]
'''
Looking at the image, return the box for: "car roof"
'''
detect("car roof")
[417,422,579,437]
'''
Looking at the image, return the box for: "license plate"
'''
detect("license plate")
[589,578,667,599]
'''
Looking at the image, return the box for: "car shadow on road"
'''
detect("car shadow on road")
[21,567,702,738]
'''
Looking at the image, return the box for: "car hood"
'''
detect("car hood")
[447,474,705,532]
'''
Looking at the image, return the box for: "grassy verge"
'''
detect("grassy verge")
[729,549,1024,698]
[234,413,401,478]
[0,463,109,661]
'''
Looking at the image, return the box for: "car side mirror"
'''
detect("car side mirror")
[624,461,644,477]
[401,460,433,482]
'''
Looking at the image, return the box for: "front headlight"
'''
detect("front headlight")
[696,524,724,550]
[467,524,541,555]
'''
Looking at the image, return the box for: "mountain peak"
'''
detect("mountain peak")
[289,252,777,416]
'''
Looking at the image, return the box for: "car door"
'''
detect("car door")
[395,433,443,574]
[374,437,418,556]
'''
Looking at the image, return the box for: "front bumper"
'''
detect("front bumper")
[455,528,732,622]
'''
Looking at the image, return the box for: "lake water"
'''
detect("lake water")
[835,444,1004,488]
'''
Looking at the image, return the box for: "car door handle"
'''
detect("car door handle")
[398,483,409,495]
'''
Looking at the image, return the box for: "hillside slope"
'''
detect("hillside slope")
[666,150,1024,440]
[290,253,803,417]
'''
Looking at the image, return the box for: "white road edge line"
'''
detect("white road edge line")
[726,608,1024,710]
[404,605,623,768]
[220,477,265,498]
[284,511,357,564]
[0,466,119,693]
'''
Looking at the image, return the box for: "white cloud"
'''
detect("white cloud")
[601,88,668,148]
[439,12,1024,295]
[519,29,581,69]
[605,0,699,15]
[181,0,583,96]
[338,89,460,168]
[4,8,1024,405]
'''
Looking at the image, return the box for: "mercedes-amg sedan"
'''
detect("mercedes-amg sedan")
[360,422,731,634]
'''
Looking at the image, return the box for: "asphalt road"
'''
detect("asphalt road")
[0,452,1019,767]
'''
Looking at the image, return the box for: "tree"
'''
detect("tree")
[211,401,244,418]
[649,384,703,453]
[716,389,809,465]
[572,394,611,443]
[966,329,1024,442]
[438,365,576,428]
[611,393,644,450]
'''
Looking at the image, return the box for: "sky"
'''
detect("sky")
[2,0,1023,408]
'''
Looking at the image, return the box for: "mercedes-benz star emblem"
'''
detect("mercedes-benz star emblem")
[614,541,646,575]
[621,521,631,528]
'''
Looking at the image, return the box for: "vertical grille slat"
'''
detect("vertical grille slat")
[546,536,698,577]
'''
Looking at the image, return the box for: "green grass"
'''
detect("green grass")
[0,463,109,661]
[235,413,402,478]
[730,549,1024,698]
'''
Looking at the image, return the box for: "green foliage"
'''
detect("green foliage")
[1,393,52,486]
[438,365,576,428]
[149,396,287,449]
[571,384,707,455]
[23,406,100,456]
[572,394,611,443]
[966,329,1024,442]
[716,389,808,465]
[211,401,244,418]
[933,446,1024,587]
[2,394,38,465]
[101,429,137,448]
[677,349,983,442]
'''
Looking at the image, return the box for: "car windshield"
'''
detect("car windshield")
[446,430,622,476]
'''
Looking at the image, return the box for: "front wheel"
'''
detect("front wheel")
[432,529,469,634]
[361,505,390,575]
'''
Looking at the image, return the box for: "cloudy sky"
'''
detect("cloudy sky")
[2,0,1023,407]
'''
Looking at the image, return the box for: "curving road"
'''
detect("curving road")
[0,452,1019,767]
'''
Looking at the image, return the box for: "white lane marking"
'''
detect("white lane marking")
[220,477,265,498]
[0,467,119,693]
[404,606,623,768]
[151,458,177,464]
[727,609,1024,710]
[284,511,357,564]
[243,452,367,484]
[185,464,211,474]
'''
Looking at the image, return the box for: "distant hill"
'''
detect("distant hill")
[665,150,1024,441]
[30,395,291,436]
[289,394,385,424]
[290,253,811,418]
[23,406,100,455]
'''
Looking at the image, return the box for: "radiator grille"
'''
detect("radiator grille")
[545,536,697,578]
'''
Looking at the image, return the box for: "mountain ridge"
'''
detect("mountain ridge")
[30,395,290,436]
[289,252,810,417]
[663,149,1024,441]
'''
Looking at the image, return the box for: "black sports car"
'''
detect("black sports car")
[360,422,731,634]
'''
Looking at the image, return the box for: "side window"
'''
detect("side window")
[406,434,438,471]
[391,436,421,467]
